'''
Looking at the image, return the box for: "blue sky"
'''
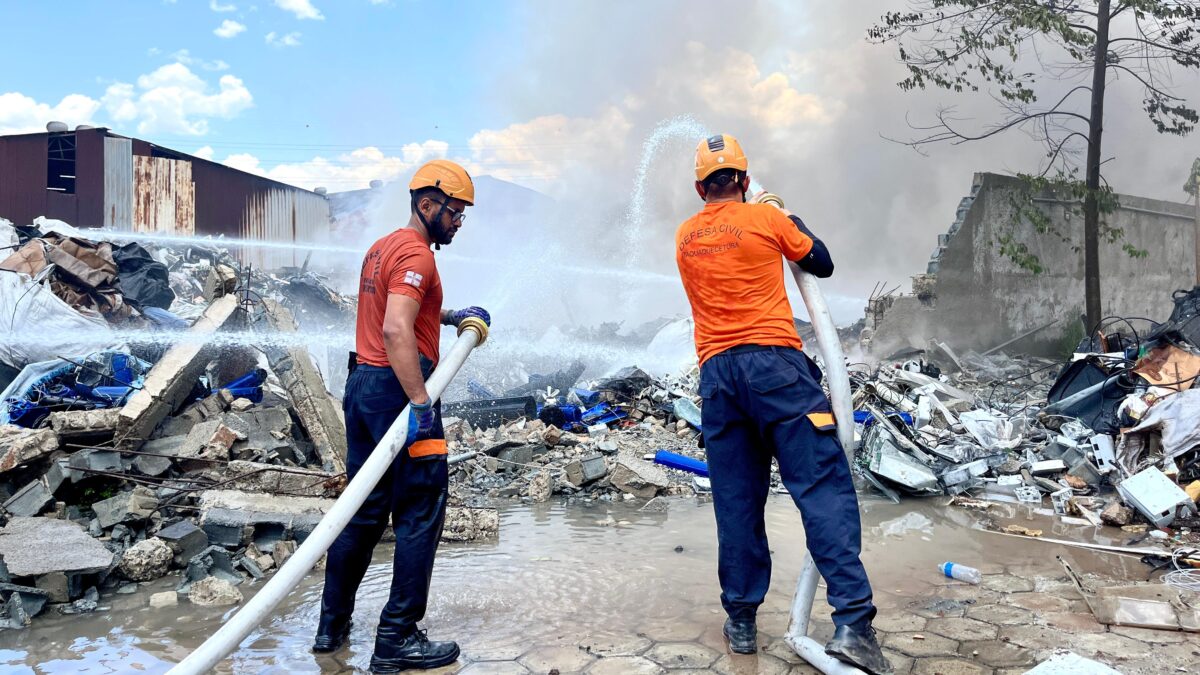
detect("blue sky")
[0,1,525,163]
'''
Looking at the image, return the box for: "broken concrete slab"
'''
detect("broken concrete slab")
[260,300,347,474]
[610,455,671,499]
[179,389,234,424]
[174,419,244,470]
[92,487,158,529]
[2,479,54,517]
[198,489,334,551]
[0,584,49,627]
[66,449,123,482]
[185,545,242,586]
[0,425,58,474]
[156,520,209,567]
[47,409,120,441]
[222,460,338,497]
[442,507,500,542]
[218,408,300,463]
[271,540,297,568]
[0,517,114,577]
[528,470,553,502]
[116,294,242,451]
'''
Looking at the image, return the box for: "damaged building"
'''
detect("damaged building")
[0,122,331,270]
[866,172,1197,357]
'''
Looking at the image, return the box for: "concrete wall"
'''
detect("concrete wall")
[871,172,1197,357]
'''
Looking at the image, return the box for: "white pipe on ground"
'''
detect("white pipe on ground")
[168,320,488,675]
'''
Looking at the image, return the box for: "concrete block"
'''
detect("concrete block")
[259,300,347,474]
[0,425,58,474]
[187,545,242,586]
[198,490,334,551]
[67,449,122,482]
[271,540,297,568]
[3,480,54,517]
[156,520,209,567]
[47,409,120,441]
[93,487,158,529]
[188,576,242,606]
[610,456,670,499]
[222,460,337,497]
[0,584,49,625]
[220,408,299,463]
[116,294,242,451]
[34,572,68,603]
[564,454,608,487]
[174,420,244,470]
[204,263,238,302]
[0,518,114,577]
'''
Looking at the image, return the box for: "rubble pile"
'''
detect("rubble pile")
[851,286,1200,548]
[0,217,380,631]
[443,366,730,505]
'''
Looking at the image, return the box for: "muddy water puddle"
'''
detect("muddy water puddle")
[0,496,1137,673]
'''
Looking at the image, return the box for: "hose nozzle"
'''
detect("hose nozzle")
[751,191,785,209]
[457,316,490,345]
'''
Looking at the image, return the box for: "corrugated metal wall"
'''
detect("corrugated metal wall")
[134,155,195,235]
[103,136,133,231]
[240,188,330,269]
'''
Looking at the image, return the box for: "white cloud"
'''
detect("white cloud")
[669,42,840,130]
[101,62,253,136]
[466,107,633,197]
[210,0,237,11]
[171,49,230,71]
[265,31,302,47]
[272,0,323,20]
[214,19,247,38]
[194,145,215,160]
[0,92,101,135]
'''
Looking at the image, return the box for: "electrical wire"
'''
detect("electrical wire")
[1162,548,1200,591]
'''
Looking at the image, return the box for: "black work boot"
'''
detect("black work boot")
[312,616,352,653]
[825,623,893,674]
[723,617,758,654]
[370,629,461,673]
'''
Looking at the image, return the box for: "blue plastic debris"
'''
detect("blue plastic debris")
[581,402,628,427]
[467,379,497,400]
[219,369,266,403]
[854,410,914,427]
[0,351,152,427]
[537,403,585,431]
[654,450,709,477]
[571,387,601,406]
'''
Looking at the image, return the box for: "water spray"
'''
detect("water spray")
[750,180,864,675]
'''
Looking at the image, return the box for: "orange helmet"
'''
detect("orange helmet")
[409,159,475,205]
[694,133,748,182]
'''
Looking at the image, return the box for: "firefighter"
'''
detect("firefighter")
[674,134,891,674]
[313,159,490,673]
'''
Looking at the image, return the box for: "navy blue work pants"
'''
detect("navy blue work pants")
[700,346,876,628]
[320,361,448,640]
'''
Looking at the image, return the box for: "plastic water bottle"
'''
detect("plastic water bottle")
[939,562,981,585]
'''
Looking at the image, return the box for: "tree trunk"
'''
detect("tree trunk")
[1084,0,1112,332]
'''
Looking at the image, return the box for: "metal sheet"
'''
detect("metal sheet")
[240,188,330,270]
[103,136,133,231]
[134,155,195,236]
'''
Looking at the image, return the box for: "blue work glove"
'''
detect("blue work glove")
[445,306,491,328]
[407,398,437,442]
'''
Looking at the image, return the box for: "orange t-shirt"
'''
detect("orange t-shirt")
[675,201,814,365]
[355,228,443,367]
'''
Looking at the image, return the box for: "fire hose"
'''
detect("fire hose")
[168,317,489,674]
[751,184,864,674]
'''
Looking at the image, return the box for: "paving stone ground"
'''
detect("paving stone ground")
[358,566,1199,674]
